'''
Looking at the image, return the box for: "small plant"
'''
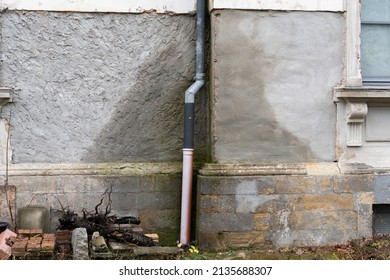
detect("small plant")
[177,242,205,260]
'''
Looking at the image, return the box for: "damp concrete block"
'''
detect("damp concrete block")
[132,246,181,257]
[72,228,89,260]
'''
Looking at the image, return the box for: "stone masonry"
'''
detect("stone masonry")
[196,163,375,250]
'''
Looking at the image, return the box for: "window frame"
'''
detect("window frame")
[360,1,390,85]
[347,0,390,87]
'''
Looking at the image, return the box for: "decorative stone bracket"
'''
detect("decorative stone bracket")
[346,102,368,146]
[0,87,12,108]
[0,87,12,165]
[334,86,390,147]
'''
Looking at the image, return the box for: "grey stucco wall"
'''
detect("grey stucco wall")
[211,10,344,163]
[1,11,208,163]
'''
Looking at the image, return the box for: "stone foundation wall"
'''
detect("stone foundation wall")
[0,163,183,246]
[196,164,376,250]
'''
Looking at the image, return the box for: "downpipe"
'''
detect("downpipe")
[180,0,206,245]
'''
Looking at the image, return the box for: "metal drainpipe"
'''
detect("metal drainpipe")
[180,0,206,245]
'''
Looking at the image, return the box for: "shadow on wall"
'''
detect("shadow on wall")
[213,11,339,163]
[81,28,209,163]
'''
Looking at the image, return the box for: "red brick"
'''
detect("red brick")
[41,240,55,251]
[12,241,27,252]
[30,236,43,243]
[43,234,55,240]
[0,249,9,260]
[0,229,17,259]
[30,229,43,236]
[27,242,41,252]
[18,229,31,235]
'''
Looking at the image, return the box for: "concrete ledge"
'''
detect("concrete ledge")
[133,246,181,256]
[199,163,307,176]
[2,0,196,14]
[0,162,183,176]
[209,0,345,12]
[338,163,390,175]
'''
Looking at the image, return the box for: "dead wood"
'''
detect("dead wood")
[54,187,153,246]
[106,230,156,247]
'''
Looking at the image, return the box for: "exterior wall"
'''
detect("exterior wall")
[197,164,374,249]
[210,10,344,163]
[13,170,182,246]
[1,11,208,163]
[196,7,380,250]
[2,0,196,14]
[0,8,207,246]
[0,0,388,250]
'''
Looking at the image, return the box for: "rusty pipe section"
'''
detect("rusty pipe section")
[179,0,206,245]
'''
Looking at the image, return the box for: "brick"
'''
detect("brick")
[30,229,43,236]
[0,249,9,260]
[30,236,43,243]
[43,233,55,240]
[41,240,55,251]
[12,241,27,252]
[18,229,31,236]
[144,233,159,243]
[27,242,41,252]
[0,229,17,259]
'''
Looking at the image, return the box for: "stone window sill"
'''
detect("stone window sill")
[334,86,390,102]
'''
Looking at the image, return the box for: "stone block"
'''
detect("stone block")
[315,176,335,194]
[253,213,270,231]
[274,176,317,194]
[72,228,89,260]
[334,175,374,193]
[199,195,236,213]
[288,194,353,211]
[198,212,253,232]
[236,194,279,213]
[133,246,181,257]
[374,175,390,203]
[198,176,275,195]
[223,231,266,248]
[288,211,343,230]
[137,192,180,210]
[108,241,135,254]
[198,230,266,250]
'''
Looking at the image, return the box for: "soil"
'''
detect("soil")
[178,235,390,260]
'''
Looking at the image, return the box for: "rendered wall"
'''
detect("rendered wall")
[1,11,208,163]
[0,10,208,246]
[195,10,372,249]
[210,10,344,163]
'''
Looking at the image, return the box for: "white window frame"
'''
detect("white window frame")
[334,0,390,170]
[346,0,363,87]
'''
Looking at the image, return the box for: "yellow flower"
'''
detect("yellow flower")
[190,245,199,254]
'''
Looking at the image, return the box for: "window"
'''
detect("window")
[361,0,390,85]
[334,0,390,168]
[373,204,390,235]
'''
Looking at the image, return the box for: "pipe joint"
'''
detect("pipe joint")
[195,73,205,81]
[185,79,204,103]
